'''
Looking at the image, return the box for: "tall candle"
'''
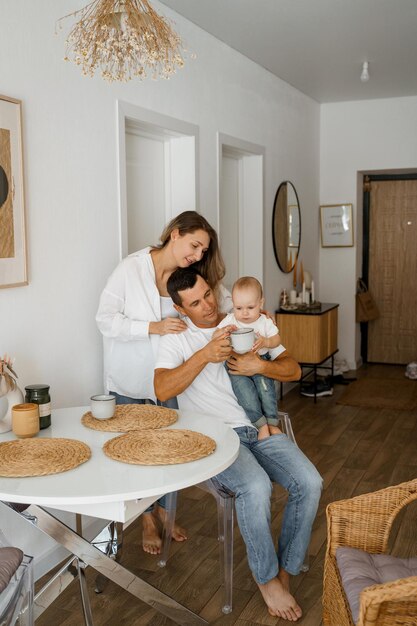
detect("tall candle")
[300,260,304,285]
[311,280,315,303]
[302,281,306,303]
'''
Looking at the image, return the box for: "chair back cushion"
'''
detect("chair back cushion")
[0,547,24,593]
[336,546,417,623]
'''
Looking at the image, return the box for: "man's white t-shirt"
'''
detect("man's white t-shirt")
[218,313,280,356]
[155,318,286,428]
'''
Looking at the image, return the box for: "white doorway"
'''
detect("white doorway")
[117,102,199,258]
[217,134,264,291]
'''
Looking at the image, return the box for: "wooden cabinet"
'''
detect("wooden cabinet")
[276,303,339,365]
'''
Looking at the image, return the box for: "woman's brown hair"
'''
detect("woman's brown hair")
[157,211,225,288]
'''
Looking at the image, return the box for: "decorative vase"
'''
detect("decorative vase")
[0,385,24,433]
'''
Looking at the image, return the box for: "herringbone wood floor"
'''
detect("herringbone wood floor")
[36,364,417,625]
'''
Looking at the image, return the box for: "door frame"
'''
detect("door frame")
[361,172,417,362]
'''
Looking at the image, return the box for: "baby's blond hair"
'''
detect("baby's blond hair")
[232,276,263,299]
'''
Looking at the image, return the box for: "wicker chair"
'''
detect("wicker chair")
[323,478,417,626]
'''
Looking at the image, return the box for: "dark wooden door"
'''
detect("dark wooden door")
[367,179,417,363]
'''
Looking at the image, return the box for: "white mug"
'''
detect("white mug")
[230,328,255,354]
[90,394,116,419]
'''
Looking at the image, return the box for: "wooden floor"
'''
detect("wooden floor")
[36,364,417,626]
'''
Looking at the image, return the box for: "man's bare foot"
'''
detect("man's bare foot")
[269,425,282,436]
[258,424,270,440]
[257,577,302,621]
[155,505,188,542]
[142,511,162,554]
[278,568,291,592]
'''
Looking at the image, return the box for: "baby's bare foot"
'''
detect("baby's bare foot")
[257,577,302,621]
[269,425,282,436]
[258,424,270,440]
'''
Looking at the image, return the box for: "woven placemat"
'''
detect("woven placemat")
[0,438,91,478]
[81,404,178,432]
[103,429,216,466]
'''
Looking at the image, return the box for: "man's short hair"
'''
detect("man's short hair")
[167,267,201,305]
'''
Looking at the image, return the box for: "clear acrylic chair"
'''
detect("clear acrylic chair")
[0,531,34,626]
[159,410,307,615]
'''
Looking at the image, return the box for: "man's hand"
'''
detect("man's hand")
[203,329,233,363]
[227,350,302,382]
[227,351,263,376]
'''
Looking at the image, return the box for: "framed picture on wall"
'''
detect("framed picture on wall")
[0,95,27,288]
[320,203,353,247]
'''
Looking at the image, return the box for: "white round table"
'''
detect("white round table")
[0,406,240,626]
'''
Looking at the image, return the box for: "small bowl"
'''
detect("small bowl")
[90,394,116,420]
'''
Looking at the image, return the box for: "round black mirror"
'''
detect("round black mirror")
[272,181,301,272]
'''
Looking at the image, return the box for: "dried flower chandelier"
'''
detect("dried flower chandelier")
[58,0,189,82]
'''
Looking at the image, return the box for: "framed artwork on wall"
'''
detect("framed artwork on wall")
[320,203,353,248]
[0,95,27,288]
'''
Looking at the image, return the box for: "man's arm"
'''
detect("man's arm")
[226,350,301,382]
[154,329,233,402]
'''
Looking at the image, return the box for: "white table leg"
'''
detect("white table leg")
[25,504,208,626]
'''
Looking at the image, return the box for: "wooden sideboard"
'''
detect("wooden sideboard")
[276,303,339,401]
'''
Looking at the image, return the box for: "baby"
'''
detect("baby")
[218,276,282,440]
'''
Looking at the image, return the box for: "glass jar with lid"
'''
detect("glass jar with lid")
[25,384,51,429]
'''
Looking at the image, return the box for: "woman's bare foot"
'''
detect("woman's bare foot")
[269,425,282,436]
[142,511,162,554]
[258,424,270,440]
[257,577,302,621]
[155,505,188,542]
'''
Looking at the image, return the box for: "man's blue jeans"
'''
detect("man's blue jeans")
[109,391,178,512]
[227,354,278,429]
[211,426,322,584]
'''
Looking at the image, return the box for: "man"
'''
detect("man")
[154,268,322,622]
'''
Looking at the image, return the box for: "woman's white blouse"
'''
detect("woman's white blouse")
[96,247,232,401]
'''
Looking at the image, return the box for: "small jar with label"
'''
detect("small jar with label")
[25,385,51,429]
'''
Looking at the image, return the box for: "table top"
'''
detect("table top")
[277,302,339,316]
[0,407,240,507]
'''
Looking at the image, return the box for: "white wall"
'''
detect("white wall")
[0,0,320,410]
[320,95,417,368]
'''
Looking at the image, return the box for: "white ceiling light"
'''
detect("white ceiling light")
[361,61,370,82]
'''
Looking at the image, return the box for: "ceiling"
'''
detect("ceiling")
[160,0,417,103]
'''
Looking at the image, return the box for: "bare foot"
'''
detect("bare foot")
[278,568,291,592]
[155,505,188,542]
[269,425,282,436]
[257,577,302,621]
[142,511,162,554]
[258,424,270,440]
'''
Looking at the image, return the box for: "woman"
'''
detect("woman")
[96,211,230,554]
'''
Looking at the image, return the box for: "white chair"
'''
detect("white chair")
[159,411,307,615]
[0,531,34,626]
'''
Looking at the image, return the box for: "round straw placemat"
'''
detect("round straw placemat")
[81,404,177,432]
[103,429,216,466]
[0,438,91,478]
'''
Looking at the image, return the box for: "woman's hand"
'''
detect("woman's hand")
[149,318,188,335]
[261,309,277,324]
